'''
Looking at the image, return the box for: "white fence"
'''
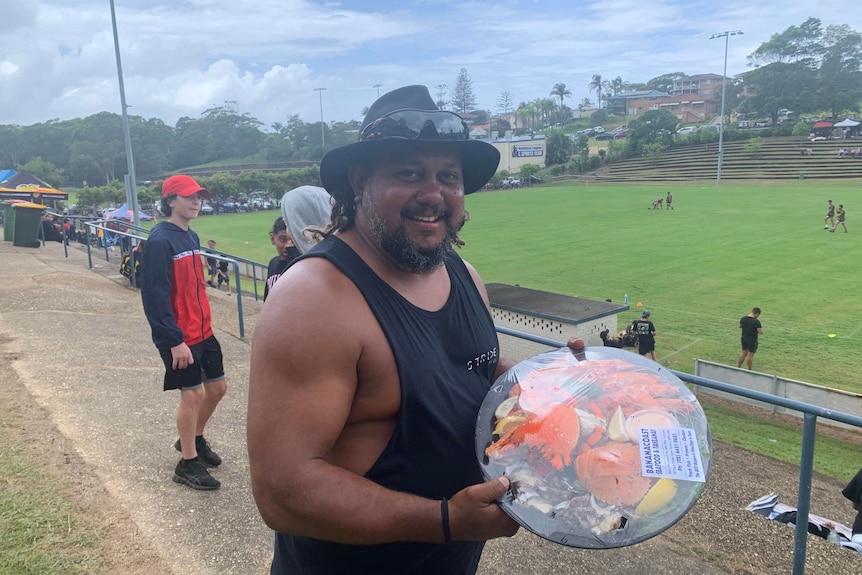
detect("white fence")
[694,359,862,430]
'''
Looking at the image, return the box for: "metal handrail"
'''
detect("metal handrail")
[82,220,246,338]
[496,326,862,575]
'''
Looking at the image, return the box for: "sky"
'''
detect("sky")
[1,0,860,131]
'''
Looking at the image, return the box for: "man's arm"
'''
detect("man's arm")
[139,240,184,349]
[248,258,516,545]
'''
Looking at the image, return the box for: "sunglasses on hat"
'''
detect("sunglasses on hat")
[360,109,469,142]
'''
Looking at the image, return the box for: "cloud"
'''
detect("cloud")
[0,0,860,128]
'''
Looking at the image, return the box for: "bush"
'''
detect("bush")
[549,164,566,176]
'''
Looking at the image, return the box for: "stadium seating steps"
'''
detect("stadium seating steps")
[588,136,862,182]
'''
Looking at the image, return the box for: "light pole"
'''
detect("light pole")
[109,0,139,226]
[313,87,326,148]
[373,84,382,99]
[710,29,743,185]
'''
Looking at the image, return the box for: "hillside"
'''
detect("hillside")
[590,136,862,182]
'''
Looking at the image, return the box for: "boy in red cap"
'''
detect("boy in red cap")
[140,175,227,490]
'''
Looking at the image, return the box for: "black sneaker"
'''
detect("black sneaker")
[174,437,222,467]
[173,459,220,490]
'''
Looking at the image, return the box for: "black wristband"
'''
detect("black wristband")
[441,498,451,543]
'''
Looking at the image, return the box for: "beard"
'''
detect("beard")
[363,197,465,274]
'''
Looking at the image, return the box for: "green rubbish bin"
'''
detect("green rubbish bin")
[12,202,47,248]
[2,200,18,241]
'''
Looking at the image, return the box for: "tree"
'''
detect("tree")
[738,62,818,124]
[450,69,476,114]
[496,91,514,114]
[19,157,65,188]
[434,84,447,110]
[545,131,575,166]
[623,109,678,157]
[578,97,594,110]
[748,17,824,67]
[518,163,541,181]
[817,24,862,118]
[550,83,571,109]
[645,72,686,93]
[588,74,604,109]
[0,125,23,167]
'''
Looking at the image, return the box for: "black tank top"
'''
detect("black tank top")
[272,236,500,575]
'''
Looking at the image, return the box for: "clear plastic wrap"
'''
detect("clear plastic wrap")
[476,341,712,548]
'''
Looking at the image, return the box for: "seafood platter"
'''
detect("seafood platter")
[476,339,712,548]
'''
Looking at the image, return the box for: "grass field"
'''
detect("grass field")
[187,180,862,392]
[183,180,862,479]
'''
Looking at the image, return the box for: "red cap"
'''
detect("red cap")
[162,175,211,199]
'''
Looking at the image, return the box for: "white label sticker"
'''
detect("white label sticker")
[637,426,706,482]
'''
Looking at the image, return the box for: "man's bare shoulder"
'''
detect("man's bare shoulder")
[264,255,362,318]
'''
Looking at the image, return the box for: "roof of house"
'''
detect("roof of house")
[486,283,628,324]
[606,90,670,101]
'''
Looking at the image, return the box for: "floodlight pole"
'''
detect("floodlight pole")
[710,30,743,186]
[110,0,139,226]
[373,84,382,99]
[314,87,326,148]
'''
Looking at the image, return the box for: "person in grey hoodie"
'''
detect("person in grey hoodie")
[280,185,332,254]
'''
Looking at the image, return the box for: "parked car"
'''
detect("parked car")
[502,176,522,188]
[199,203,214,215]
[613,130,628,139]
[676,126,699,135]
[595,132,615,140]
[525,175,545,184]
[593,126,605,134]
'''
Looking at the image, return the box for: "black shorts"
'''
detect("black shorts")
[158,335,225,391]
[639,339,655,355]
[741,338,758,353]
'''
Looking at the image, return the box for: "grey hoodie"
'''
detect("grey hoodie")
[280,185,332,254]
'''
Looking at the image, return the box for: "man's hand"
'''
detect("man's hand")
[170,342,194,370]
[448,476,519,542]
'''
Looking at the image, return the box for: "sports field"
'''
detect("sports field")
[188,179,862,393]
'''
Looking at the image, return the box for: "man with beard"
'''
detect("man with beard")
[248,85,519,575]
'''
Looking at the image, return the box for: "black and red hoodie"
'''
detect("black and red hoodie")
[140,221,213,350]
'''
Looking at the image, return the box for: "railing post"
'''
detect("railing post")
[792,412,817,575]
[232,261,245,338]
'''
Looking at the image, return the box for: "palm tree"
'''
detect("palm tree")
[550,83,571,108]
[550,83,572,124]
[588,74,604,109]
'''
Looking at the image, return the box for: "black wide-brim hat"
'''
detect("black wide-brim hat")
[319,85,500,202]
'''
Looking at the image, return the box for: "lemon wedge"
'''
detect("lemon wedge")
[634,478,678,515]
[607,406,630,442]
[493,415,526,436]
[494,396,519,420]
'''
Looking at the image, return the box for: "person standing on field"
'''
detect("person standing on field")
[831,204,847,233]
[737,307,763,370]
[825,200,835,230]
[666,191,673,210]
[140,175,227,491]
[633,310,657,361]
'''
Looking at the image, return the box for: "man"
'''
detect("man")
[737,307,763,370]
[666,191,673,210]
[842,467,862,543]
[825,199,835,230]
[831,204,847,233]
[140,175,227,491]
[633,310,657,361]
[248,85,519,574]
